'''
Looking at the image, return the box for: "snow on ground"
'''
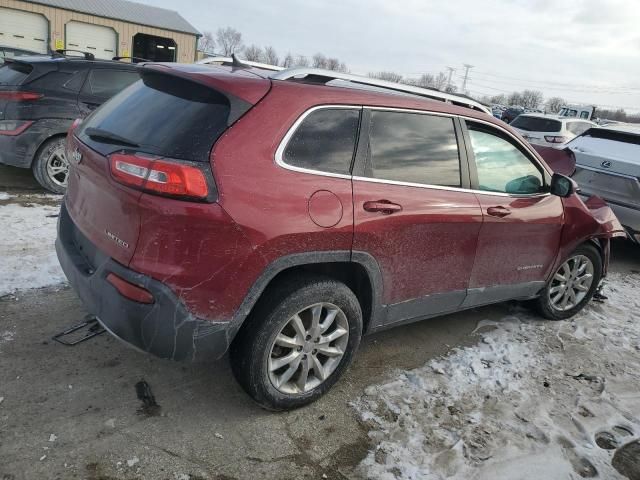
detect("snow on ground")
[355,273,640,480]
[1,192,65,296]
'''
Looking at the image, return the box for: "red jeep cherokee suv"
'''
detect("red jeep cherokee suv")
[56,63,625,410]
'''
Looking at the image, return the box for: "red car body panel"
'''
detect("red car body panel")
[352,181,483,304]
[531,144,576,176]
[65,136,143,266]
[56,64,627,362]
[470,194,564,287]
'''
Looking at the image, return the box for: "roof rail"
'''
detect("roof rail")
[53,49,95,61]
[270,68,491,114]
[195,55,284,72]
[112,56,150,63]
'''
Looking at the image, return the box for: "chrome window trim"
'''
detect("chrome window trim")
[352,175,550,198]
[274,104,358,180]
[274,104,553,199]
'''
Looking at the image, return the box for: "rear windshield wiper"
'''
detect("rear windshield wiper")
[84,127,139,148]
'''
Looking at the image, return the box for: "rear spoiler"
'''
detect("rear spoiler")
[2,57,58,84]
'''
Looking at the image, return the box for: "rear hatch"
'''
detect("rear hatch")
[0,60,34,120]
[569,128,640,209]
[510,115,562,144]
[66,65,271,265]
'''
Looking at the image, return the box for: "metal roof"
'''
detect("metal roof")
[24,0,200,35]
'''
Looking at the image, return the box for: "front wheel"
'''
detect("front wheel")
[536,244,603,320]
[230,275,363,410]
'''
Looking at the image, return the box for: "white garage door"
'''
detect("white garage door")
[66,22,116,60]
[0,8,48,53]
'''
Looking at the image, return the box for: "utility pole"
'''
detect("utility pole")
[461,64,474,94]
[446,67,455,90]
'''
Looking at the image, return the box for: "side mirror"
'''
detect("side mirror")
[550,173,576,198]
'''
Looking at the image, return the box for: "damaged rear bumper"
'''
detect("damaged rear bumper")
[55,203,232,361]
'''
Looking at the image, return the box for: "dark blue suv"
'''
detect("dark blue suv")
[0,52,139,193]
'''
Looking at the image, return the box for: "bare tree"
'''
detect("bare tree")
[338,62,348,73]
[312,53,327,69]
[507,92,523,106]
[282,52,294,68]
[295,55,310,67]
[489,94,507,105]
[325,57,341,71]
[520,90,543,109]
[368,71,403,83]
[243,44,263,62]
[198,31,215,54]
[433,72,448,90]
[545,96,566,114]
[263,46,279,66]
[444,84,458,94]
[216,27,244,56]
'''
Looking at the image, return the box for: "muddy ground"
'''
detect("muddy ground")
[1,164,638,479]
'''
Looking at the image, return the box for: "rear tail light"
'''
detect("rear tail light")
[106,273,154,304]
[544,135,568,144]
[0,120,33,136]
[109,153,210,200]
[0,91,43,101]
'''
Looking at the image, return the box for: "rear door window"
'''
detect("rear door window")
[77,71,232,162]
[467,123,544,195]
[83,69,139,99]
[0,62,32,85]
[367,111,461,187]
[510,116,561,132]
[282,108,360,175]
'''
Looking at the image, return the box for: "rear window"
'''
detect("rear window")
[0,62,33,85]
[78,72,232,162]
[511,116,561,132]
[582,128,640,146]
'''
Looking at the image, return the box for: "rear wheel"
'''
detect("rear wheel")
[230,275,362,410]
[536,244,602,320]
[32,136,68,194]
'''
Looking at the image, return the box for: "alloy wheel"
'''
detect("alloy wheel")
[46,145,69,188]
[548,255,595,312]
[268,302,349,394]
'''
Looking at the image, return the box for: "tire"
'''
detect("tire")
[230,274,363,411]
[32,136,68,194]
[535,243,603,320]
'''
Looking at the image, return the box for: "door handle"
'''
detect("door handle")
[487,206,511,218]
[363,200,403,214]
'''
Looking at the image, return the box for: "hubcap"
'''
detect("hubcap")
[268,302,349,394]
[46,145,69,188]
[548,255,595,311]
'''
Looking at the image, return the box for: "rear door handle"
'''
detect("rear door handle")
[363,200,403,214]
[487,206,511,218]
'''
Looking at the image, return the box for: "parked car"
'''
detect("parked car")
[491,104,506,119]
[511,113,596,147]
[56,64,625,410]
[558,104,596,121]
[501,106,524,123]
[0,44,46,64]
[0,52,139,193]
[535,125,640,244]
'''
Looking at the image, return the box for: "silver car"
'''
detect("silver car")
[567,125,640,243]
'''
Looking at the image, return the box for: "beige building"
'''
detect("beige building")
[0,0,200,62]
